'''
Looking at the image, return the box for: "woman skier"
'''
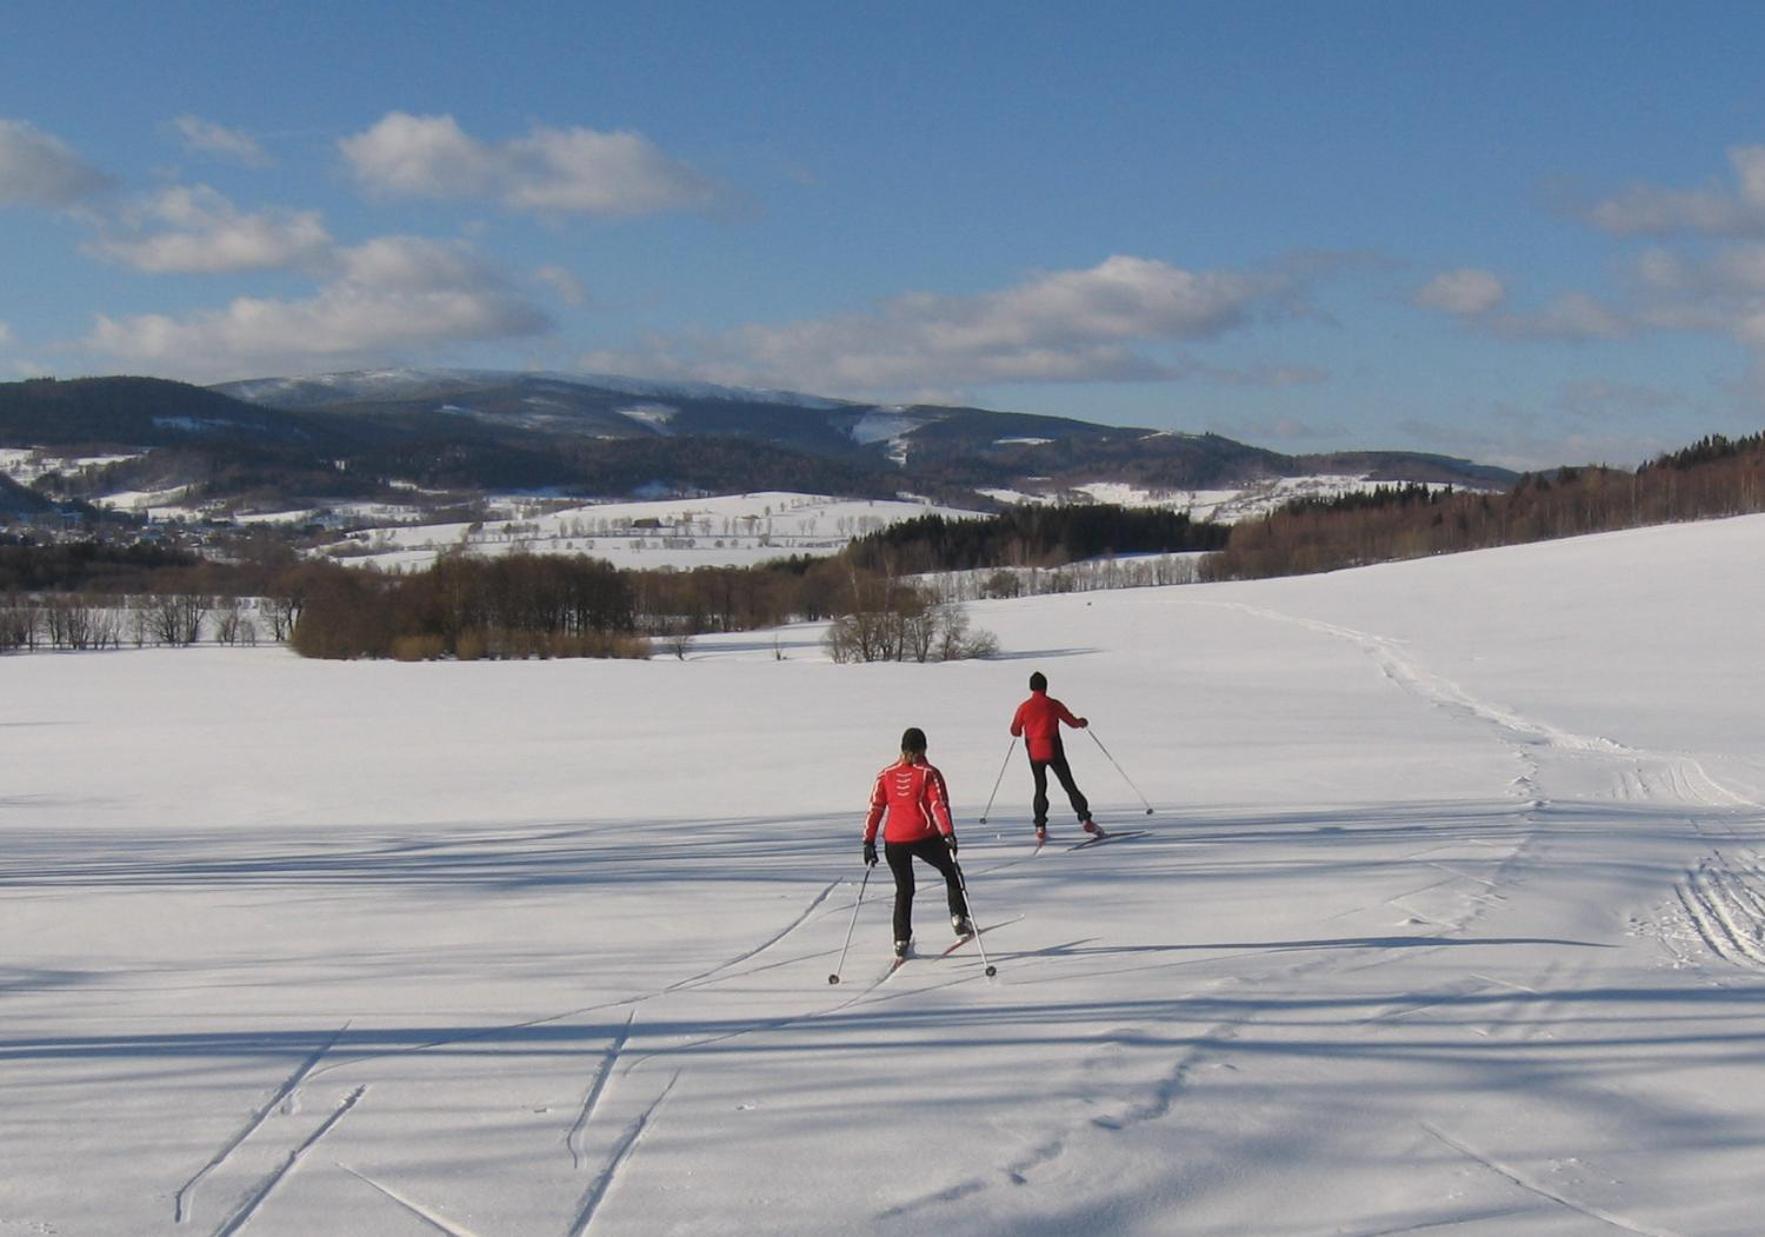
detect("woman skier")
[862,727,971,959]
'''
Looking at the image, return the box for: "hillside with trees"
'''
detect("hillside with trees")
[1202,434,1765,581]
[845,504,1227,574]
[1,373,1517,518]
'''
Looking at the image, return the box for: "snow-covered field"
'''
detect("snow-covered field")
[7,515,1765,1234]
[0,448,144,487]
[318,491,984,572]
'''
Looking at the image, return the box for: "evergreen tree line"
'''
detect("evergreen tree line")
[845,505,1226,575]
[1202,438,1765,581]
[0,537,204,592]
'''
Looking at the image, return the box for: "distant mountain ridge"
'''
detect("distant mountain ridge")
[0,370,1518,513]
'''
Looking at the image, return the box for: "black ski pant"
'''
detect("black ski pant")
[1030,739,1090,827]
[884,837,968,944]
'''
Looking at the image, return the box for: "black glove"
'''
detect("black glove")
[863,840,877,867]
[945,834,959,855]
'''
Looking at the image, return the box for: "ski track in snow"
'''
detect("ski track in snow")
[1086,1018,1237,1131]
[1207,600,1765,972]
[1421,1123,1687,1237]
[1671,855,1765,970]
[184,875,838,1229]
[337,1164,482,1237]
[567,1011,635,1170]
[567,1072,679,1237]
[663,878,843,993]
[26,586,1765,1232]
[1207,603,1633,758]
[689,591,1765,1228]
[306,874,848,1082]
[174,1021,350,1224]
[878,1016,1241,1221]
[211,1084,366,1237]
[872,598,1763,1228]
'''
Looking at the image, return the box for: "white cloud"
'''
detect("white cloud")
[87,185,331,274]
[0,321,12,347]
[1636,242,1765,296]
[583,255,1306,394]
[86,236,550,380]
[1414,268,1505,316]
[1490,293,1633,342]
[0,118,112,207]
[1414,265,1632,343]
[1621,245,1765,349]
[338,113,496,198]
[170,115,271,167]
[1588,145,1765,237]
[536,265,588,306]
[339,112,718,216]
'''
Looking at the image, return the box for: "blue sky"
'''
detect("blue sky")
[5,2,1765,468]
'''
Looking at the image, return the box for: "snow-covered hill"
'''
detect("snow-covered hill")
[8,515,1765,1233]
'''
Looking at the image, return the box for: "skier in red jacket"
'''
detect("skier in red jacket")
[863,727,971,958]
[1010,670,1096,843]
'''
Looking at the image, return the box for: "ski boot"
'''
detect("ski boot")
[1034,824,1048,846]
[1081,817,1103,836]
[952,914,974,938]
[893,938,912,960]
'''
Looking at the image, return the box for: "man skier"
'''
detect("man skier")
[1010,670,1097,843]
[863,727,971,959]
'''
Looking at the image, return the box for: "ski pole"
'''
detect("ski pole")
[1087,728,1155,815]
[828,865,872,985]
[949,855,997,978]
[978,737,1017,824]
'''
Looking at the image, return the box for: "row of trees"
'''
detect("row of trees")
[846,504,1226,575]
[1202,439,1765,581]
[289,552,646,660]
[282,549,1004,664]
[923,552,1201,603]
[823,570,999,664]
[0,592,282,652]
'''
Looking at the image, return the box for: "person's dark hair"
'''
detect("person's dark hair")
[900,726,928,755]
[1029,671,1047,692]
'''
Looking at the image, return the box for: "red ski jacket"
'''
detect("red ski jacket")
[1010,690,1086,761]
[864,757,955,845]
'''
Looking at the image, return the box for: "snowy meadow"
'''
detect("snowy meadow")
[6,515,1765,1235]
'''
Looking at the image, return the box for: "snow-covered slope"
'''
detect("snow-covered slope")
[7,516,1765,1234]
